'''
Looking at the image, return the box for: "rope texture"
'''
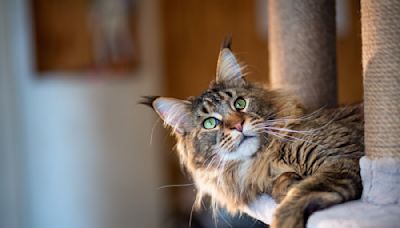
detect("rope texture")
[362,0,400,158]
[268,0,337,110]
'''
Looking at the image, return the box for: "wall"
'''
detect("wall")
[5,0,165,228]
[0,2,20,227]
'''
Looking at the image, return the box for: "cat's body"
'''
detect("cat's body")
[177,84,364,227]
[142,38,364,228]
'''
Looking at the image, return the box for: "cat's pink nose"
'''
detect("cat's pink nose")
[224,113,244,132]
[233,122,243,132]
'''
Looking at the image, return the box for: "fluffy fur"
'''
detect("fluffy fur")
[141,38,364,228]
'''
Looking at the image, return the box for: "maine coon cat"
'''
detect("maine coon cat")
[141,38,364,228]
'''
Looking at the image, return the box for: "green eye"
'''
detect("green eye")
[234,97,247,110]
[203,117,220,129]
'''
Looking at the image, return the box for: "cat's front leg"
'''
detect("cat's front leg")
[270,170,361,228]
[271,172,302,203]
[271,191,344,228]
[269,172,304,227]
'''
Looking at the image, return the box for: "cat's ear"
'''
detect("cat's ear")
[216,37,245,84]
[140,96,192,134]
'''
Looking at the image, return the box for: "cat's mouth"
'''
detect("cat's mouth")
[238,135,256,147]
[222,134,260,160]
[221,134,260,160]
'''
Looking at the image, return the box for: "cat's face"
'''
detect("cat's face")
[188,83,274,163]
[142,38,300,171]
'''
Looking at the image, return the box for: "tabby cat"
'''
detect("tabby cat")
[141,38,364,228]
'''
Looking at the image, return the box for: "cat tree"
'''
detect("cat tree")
[268,0,336,110]
[245,0,400,227]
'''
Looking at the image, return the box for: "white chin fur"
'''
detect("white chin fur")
[222,137,260,161]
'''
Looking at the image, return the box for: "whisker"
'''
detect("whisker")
[217,210,233,228]
[158,183,194,189]
[267,107,326,124]
[204,154,219,171]
[203,153,216,166]
[260,126,315,134]
[149,118,162,145]
[267,130,326,148]
[259,130,293,143]
[189,198,196,228]
[253,126,326,148]
[216,156,226,186]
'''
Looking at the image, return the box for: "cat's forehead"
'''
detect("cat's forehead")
[193,86,239,115]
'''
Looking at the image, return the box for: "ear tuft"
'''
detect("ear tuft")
[138,96,160,108]
[221,34,232,50]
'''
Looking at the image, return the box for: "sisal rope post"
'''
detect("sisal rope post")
[360,0,400,206]
[268,0,337,110]
[362,0,400,159]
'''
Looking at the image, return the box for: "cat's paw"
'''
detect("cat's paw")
[270,203,305,228]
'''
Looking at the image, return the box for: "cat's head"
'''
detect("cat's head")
[141,38,303,171]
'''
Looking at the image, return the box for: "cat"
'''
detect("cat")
[141,37,364,228]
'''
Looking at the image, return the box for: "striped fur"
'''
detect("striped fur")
[144,44,364,228]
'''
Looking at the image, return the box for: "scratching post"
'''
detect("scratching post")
[268,0,337,109]
[360,0,400,204]
[362,0,400,160]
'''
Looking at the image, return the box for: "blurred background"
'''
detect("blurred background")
[0,0,362,228]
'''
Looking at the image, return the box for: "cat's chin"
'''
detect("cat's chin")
[222,136,260,161]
